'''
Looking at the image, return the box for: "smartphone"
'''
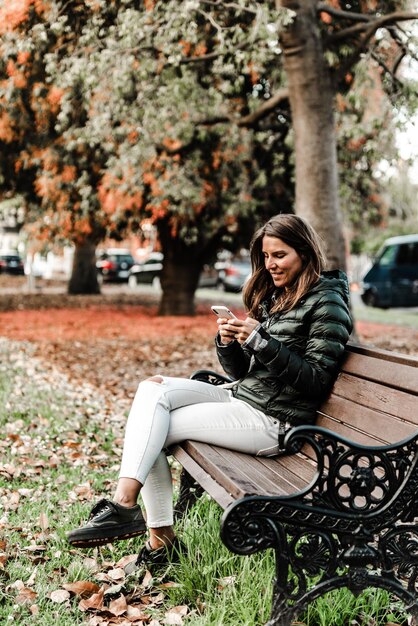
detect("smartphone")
[211,305,237,319]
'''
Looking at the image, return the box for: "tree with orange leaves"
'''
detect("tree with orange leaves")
[45,0,417,313]
[0,0,117,293]
[0,0,417,310]
[19,0,296,309]
[0,0,294,303]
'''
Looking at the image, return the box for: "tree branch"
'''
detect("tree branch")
[392,50,407,76]
[180,50,221,64]
[330,11,418,81]
[317,2,371,23]
[387,25,418,68]
[328,11,418,43]
[370,51,402,88]
[237,88,289,127]
[191,88,289,130]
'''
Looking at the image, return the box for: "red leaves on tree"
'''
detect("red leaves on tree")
[0,0,48,33]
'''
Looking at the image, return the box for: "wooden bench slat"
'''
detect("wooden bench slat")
[202,447,289,495]
[318,396,417,444]
[172,442,317,499]
[330,373,418,422]
[341,350,418,394]
[256,454,316,490]
[181,441,264,499]
[171,444,235,509]
[346,342,418,369]
[210,447,310,496]
[186,442,311,498]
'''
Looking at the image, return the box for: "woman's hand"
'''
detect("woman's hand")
[217,316,260,345]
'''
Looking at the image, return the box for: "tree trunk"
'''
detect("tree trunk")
[158,258,200,315]
[156,219,205,316]
[278,0,347,271]
[68,239,100,294]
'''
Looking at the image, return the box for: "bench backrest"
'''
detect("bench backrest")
[174,343,418,507]
[316,342,418,448]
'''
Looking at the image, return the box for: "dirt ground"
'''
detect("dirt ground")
[0,274,417,402]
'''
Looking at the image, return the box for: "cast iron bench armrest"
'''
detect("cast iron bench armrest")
[190,369,232,385]
[278,423,418,524]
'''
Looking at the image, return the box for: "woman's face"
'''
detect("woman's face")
[262,235,304,290]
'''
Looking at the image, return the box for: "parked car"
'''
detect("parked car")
[360,234,418,308]
[217,257,252,292]
[128,253,220,289]
[0,252,25,275]
[96,249,135,283]
[128,253,164,288]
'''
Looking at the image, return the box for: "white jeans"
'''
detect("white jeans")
[119,376,281,528]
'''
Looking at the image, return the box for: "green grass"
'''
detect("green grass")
[353,303,418,329]
[0,340,411,625]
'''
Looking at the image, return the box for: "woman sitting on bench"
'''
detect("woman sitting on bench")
[67,214,353,573]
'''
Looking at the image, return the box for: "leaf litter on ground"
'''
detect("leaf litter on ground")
[0,297,416,625]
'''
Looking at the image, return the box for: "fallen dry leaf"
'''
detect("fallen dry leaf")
[38,511,49,531]
[9,579,25,590]
[126,604,149,620]
[15,587,38,605]
[167,606,188,616]
[87,617,110,626]
[107,567,126,582]
[159,582,181,589]
[217,575,236,590]
[50,589,71,603]
[26,567,38,586]
[63,580,101,598]
[79,586,106,611]
[22,543,47,553]
[163,614,183,625]
[164,606,188,625]
[141,570,153,588]
[116,554,138,569]
[108,594,128,616]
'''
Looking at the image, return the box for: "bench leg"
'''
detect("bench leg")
[265,579,295,626]
[174,468,205,522]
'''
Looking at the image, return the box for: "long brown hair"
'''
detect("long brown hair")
[243,214,327,319]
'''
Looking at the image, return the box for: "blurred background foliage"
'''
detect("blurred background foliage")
[0,0,417,302]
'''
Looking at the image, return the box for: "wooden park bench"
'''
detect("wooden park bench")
[171,343,418,626]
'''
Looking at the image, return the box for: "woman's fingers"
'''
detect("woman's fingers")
[217,316,259,345]
[217,318,236,344]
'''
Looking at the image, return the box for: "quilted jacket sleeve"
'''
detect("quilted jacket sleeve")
[215,334,252,380]
[250,292,352,399]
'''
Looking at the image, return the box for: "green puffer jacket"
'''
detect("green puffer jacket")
[216,270,353,426]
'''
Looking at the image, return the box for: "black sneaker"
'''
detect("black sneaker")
[67,499,147,548]
[124,537,185,575]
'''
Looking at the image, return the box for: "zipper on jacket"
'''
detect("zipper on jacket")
[278,420,287,451]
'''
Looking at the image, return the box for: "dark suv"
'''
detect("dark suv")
[0,253,25,275]
[96,249,135,283]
